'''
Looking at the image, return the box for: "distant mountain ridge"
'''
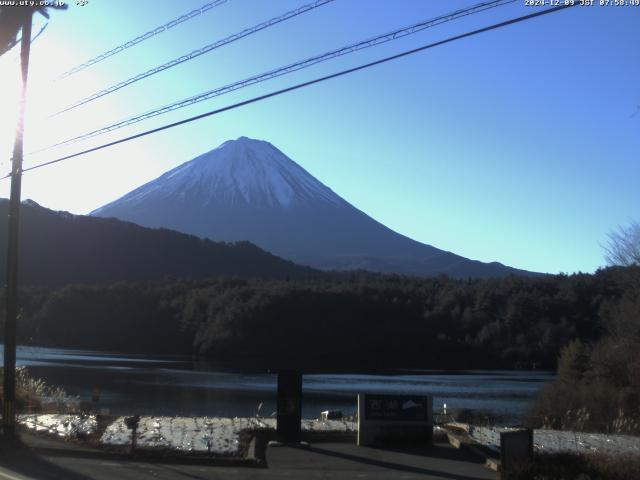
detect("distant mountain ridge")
[92,136,536,278]
[0,199,317,287]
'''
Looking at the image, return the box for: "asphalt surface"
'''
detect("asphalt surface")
[0,431,497,480]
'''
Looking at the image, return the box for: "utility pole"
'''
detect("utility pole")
[3,7,33,440]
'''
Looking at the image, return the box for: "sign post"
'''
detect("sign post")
[358,394,433,447]
[276,371,302,443]
[124,415,141,454]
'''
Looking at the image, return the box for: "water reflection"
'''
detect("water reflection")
[3,345,554,422]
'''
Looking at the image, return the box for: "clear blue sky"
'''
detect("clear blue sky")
[0,0,637,274]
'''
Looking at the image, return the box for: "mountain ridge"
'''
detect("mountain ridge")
[0,198,318,286]
[92,136,537,278]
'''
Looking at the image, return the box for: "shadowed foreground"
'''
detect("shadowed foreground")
[0,431,497,480]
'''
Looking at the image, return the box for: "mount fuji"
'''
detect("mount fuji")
[91,137,533,278]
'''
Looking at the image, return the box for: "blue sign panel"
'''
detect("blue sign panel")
[364,394,430,422]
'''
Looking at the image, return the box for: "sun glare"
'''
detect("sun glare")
[0,52,22,173]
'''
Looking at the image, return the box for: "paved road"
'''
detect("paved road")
[0,432,497,480]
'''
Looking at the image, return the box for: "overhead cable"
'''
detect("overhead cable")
[52,0,335,116]
[41,0,516,151]
[8,3,577,180]
[56,0,229,79]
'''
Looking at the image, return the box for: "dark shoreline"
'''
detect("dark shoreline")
[8,343,556,376]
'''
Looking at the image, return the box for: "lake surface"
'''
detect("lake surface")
[5,346,553,423]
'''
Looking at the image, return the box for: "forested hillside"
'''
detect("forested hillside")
[0,200,318,285]
[5,267,637,371]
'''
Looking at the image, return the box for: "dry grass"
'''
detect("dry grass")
[0,366,75,413]
[508,452,640,480]
[526,380,640,435]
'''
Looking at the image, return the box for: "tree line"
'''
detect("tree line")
[2,266,637,372]
[527,266,640,433]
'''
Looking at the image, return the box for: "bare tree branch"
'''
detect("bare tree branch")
[604,220,640,267]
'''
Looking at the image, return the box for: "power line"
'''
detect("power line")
[7,3,576,181]
[30,21,48,43]
[39,0,516,152]
[0,20,48,63]
[56,0,229,80]
[52,0,335,117]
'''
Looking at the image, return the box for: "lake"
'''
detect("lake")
[6,345,553,423]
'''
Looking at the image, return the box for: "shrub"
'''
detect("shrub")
[0,367,72,413]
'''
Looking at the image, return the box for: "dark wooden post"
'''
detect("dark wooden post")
[276,371,302,443]
[3,8,32,440]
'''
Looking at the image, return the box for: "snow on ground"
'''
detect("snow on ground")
[100,416,356,456]
[302,418,356,433]
[22,414,637,457]
[18,414,97,438]
[101,417,256,455]
[16,413,355,456]
[251,417,355,433]
[469,425,640,455]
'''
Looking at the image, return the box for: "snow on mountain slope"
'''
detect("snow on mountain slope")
[92,137,534,278]
[93,137,343,213]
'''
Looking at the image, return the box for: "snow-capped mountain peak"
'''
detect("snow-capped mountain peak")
[94,137,342,213]
[92,136,533,278]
